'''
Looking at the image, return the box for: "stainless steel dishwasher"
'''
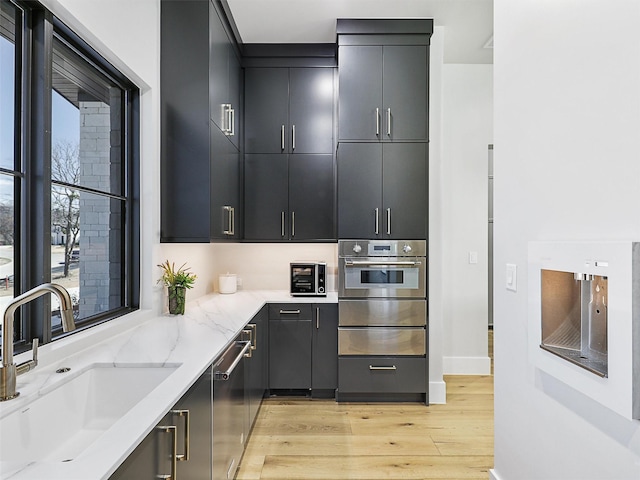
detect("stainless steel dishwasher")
[212,337,251,480]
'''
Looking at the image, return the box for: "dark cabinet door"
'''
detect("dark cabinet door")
[227,48,242,149]
[338,46,383,141]
[312,303,338,392]
[244,154,289,240]
[269,311,312,390]
[172,367,212,479]
[246,305,268,430]
[110,368,213,480]
[289,154,335,240]
[211,125,241,240]
[244,68,289,154]
[290,68,334,154]
[209,4,230,134]
[383,45,428,141]
[337,143,383,239]
[382,143,428,239]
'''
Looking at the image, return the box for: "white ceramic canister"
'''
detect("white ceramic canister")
[219,273,237,294]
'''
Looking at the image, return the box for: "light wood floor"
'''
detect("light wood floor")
[236,331,494,480]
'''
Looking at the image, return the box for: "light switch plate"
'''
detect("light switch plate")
[506,263,517,291]
[469,251,478,264]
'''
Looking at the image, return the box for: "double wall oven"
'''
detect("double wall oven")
[337,240,428,403]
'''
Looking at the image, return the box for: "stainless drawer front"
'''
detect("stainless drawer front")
[339,299,426,327]
[338,327,426,355]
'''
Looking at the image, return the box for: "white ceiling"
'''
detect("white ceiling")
[226,0,493,64]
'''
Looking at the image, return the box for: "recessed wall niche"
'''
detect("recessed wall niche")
[528,241,640,420]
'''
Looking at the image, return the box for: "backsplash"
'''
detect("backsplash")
[156,243,338,300]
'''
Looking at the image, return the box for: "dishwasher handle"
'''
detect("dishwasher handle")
[213,340,251,380]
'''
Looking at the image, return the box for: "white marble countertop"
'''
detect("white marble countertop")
[0,290,337,480]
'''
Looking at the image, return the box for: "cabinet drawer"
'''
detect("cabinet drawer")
[338,357,426,393]
[269,304,312,320]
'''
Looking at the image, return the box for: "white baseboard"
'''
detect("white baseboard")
[428,380,447,404]
[443,355,492,375]
[489,469,502,480]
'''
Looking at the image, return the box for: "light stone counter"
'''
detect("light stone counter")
[0,290,337,480]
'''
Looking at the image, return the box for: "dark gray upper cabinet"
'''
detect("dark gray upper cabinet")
[338,142,427,239]
[244,154,335,241]
[337,19,432,142]
[245,153,334,241]
[245,67,334,154]
[160,0,242,242]
[339,45,428,142]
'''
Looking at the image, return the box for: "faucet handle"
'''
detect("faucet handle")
[16,338,39,376]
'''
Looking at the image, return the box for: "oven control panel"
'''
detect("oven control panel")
[339,240,427,258]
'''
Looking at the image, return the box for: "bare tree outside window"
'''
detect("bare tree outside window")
[51,139,80,278]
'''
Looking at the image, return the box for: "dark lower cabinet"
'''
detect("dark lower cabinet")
[246,305,268,429]
[312,303,338,394]
[110,367,212,480]
[269,304,313,390]
[269,303,338,396]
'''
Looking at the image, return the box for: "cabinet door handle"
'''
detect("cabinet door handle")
[281,125,285,151]
[387,107,391,136]
[279,309,301,314]
[292,124,296,150]
[386,208,391,235]
[223,206,233,235]
[374,208,379,235]
[247,323,257,350]
[291,211,295,237]
[157,425,178,480]
[170,409,190,462]
[242,328,253,357]
[228,107,235,137]
[316,307,320,329]
[369,365,397,371]
[375,107,380,136]
[281,211,286,237]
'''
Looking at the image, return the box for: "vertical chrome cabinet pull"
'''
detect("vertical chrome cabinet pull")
[375,107,380,136]
[316,307,320,329]
[374,208,379,235]
[242,328,253,357]
[281,211,286,237]
[386,208,391,235]
[230,207,235,236]
[281,125,285,151]
[291,211,295,237]
[223,206,233,235]
[387,108,391,136]
[170,409,190,462]
[247,323,257,350]
[229,107,235,136]
[292,124,296,150]
[157,425,178,480]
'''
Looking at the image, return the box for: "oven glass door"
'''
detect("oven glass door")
[291,265,315,294]
[339,258,426,298]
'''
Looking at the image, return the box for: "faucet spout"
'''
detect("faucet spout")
[0,283,76,401]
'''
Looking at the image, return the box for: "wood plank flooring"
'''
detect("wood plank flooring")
[236,331,494,480]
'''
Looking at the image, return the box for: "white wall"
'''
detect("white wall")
[441,63,493,374]
[493,1,640,479]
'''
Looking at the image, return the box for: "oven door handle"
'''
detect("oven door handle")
[344,260,422,267]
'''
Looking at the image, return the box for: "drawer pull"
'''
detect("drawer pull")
[369,365,397,371]
[279,309,301,315]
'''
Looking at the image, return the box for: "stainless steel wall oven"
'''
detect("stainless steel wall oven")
[337,240,428,403]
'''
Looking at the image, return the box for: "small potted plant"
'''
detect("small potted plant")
[157,260,197,315]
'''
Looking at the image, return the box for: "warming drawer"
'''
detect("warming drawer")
[338,357,427,393]
[338,327,426,355]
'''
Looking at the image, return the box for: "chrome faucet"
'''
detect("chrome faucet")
[0,283,76,401]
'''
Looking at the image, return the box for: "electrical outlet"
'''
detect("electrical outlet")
[506,263,517,292]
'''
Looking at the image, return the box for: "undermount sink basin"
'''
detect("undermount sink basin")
[0,362,179,466]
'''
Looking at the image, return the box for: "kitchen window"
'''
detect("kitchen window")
[0,0,139,353]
